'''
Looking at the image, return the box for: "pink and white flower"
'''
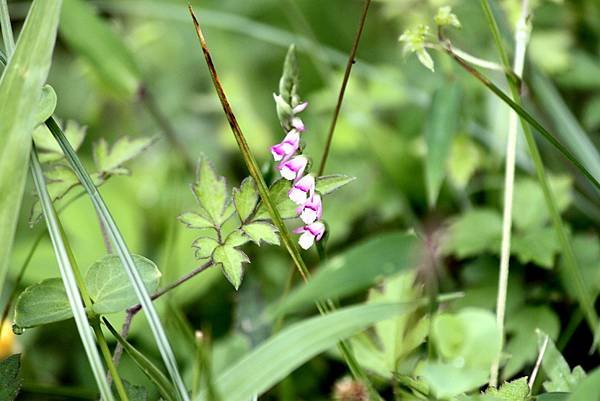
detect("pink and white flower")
[278,155,308,181]
[293,221,326,250]
[288,174,315,204]
[297,194,322,224]
[291,116,305,132]
[293,101,308,114]
[270,130,300,162]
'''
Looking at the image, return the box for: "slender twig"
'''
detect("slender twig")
[139,86,195,171]
[490,0,530,387]
[112,261,213,367]
[528,334,549,390]
[188,8,383,400]
[317,0,372,176]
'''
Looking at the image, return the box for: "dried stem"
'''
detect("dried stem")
[490,0,530,387]
[528,334,549,390]
[317,0,372,176]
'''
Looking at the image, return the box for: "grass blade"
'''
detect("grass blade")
[30,147,115,401]
[45,118,190,401]
[0,0,62,303]
[477,0,599,355]
[530,72,600,189]
[103,318,177,401]
[195,302,417,401]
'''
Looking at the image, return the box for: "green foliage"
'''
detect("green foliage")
[0,0,62,305]
[485,378,530,401]
[180,157,353,289]
[566,368,600,401]
[0,354,22,401]
[443,209,503,257]
[537,331,586,392]
[34,85,57,125]
[86,254,161,314]
[504,306,560,379]
[423,308,501,397]
[425,81,461,206]
[104,319,177,401]
[195,302,416,401]
[14,254,160,328]
[59,0,141,98]
[271,232,422,316]
[93,136,157,176]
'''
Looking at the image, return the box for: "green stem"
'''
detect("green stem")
[317,0,371,176]
[0,0,15,55]
[45,117,190,401]
[30,147,116,401]
[188,8,382,400]
[477,0,598,347]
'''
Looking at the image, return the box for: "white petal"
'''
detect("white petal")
[300,208,317,224]
[298,232,315,250]
[288,188,308,205]
[280,167,296,180]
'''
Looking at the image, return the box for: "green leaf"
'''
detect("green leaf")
[104,319,177,401]
[195,302,416,401]
[86,254,161,315]
[192,158,232,226]
[124,380,148,401]
[448,134,483,188]
[425,81,461,206]
[432,308,501,369]
[29,163,80,226]
[93,136,156,176]
[178,211,214,230]
[14,278,72,328]
[566,368,600,401]
[224,230,249,247]
[504,306,560,380]
[0,0,62,303]
[34,84,57,126]
[192,237,220,260]
[443,208,503,258]
[416,48,435,72]
[512,176,572,230]
[537,394,568,401]
[59,0,141,98]
[511,227,560,268]
[270,232,421,316]
[278,44,299,108]
[537,331,586,392]
[213,245,250,290]
[485,377,529,401]
[315,175,356,195]
[253,179,297,220]
[0,354,22,401]
[33,119,86,163]
[421,362,488,398]
[242,222,280,246]
[530,73,600,185]
[233,177,259,222]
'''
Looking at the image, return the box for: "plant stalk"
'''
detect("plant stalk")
[477,0,599,354]
[490,0,530,387]
[317,0,371,176]
[188,8,382,400]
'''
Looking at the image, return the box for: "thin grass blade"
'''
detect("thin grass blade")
[46,118,190,401]
[0,0,62,303]
[30,148,115,401]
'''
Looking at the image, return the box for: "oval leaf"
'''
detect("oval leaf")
[14,278,72,328]
[315,175,356,195]
[86,254,161,314]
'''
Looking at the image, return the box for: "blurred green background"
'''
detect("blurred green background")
[3,0,600,399]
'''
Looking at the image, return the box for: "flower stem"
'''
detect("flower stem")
[188,8,382,400]
[317,0,372,176]
[490,0,530,387]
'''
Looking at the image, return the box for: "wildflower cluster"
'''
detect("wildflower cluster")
[399,6,461,72]
[270,46,325,250]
